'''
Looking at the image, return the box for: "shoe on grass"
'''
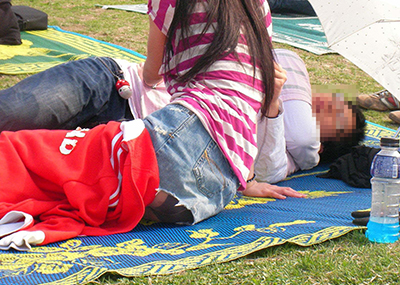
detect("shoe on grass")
[357,90,400,111]
[389,110,400,125]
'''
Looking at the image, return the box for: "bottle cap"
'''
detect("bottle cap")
[380,137,400,147]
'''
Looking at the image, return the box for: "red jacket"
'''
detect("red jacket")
[0,121,158,245]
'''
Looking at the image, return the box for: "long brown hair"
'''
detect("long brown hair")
[164,0,275,117]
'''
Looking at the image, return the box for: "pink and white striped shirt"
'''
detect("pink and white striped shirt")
[148,0,273,187]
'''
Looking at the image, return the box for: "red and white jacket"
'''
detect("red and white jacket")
[0,120,158,250]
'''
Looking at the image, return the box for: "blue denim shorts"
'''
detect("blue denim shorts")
[143,104,240,224]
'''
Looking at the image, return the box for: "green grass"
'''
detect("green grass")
[3,1,400,284]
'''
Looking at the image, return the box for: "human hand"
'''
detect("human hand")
[266,62,287,118]
[242,181,307,199]
[273,62,287,102]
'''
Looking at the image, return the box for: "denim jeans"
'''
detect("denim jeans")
[143,104,240,224]
[268,0,316,15]
[0,57,131,131]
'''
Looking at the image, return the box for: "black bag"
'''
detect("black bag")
[0,0,22,45]
[317,145,380,188]
[11,5,48,31]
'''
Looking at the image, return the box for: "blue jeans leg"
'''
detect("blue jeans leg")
[144,104,239,223]
[0,57,130,131]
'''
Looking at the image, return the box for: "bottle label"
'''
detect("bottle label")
[371,155,400,178]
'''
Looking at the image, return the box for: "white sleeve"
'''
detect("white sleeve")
[0,211,45,251]
[0,231,45,251]
[283,100,320,172]
[254,100,288,184]
[0,211,34,237]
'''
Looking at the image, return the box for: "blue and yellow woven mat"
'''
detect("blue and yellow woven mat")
[0,26,145,75]
[0,121,392,284]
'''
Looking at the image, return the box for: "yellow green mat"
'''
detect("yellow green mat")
[0,26,145,75]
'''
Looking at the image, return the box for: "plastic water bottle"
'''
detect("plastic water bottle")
[365,137,400,243]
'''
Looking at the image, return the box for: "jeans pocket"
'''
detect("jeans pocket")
[192,139,229,198]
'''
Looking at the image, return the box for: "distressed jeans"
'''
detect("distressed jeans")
[144,104,240,224]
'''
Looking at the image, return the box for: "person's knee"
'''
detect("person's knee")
[145,192,194,224]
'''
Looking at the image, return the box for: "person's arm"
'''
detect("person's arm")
[283,100,320,172]
[243,62,306,199]
[143,17,167,87]
[266,62,286,118]
[254,62,288,183]
[254,102,288,183]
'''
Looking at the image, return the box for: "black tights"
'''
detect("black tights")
[145,193,193,224]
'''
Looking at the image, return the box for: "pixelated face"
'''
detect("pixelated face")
[312,93,356,141]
